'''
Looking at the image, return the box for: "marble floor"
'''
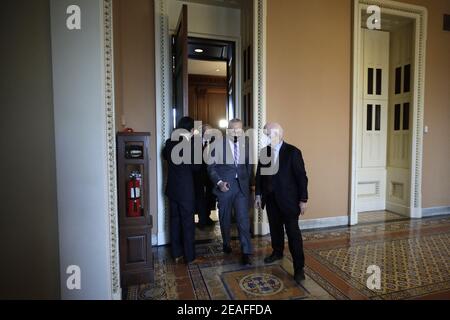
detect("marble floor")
[125,212,450,300]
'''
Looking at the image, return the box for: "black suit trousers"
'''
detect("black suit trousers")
[169,200,196,263]
[265,193,305,273]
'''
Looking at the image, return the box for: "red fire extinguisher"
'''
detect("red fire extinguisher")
[127,172,142,217]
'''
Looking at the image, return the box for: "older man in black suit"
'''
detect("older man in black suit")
[255,123,309,284]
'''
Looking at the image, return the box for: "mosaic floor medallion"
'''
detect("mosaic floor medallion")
[221,265,308,300]
[239,273,284,296]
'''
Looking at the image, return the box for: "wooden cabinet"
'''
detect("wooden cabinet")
[117,133,154,286]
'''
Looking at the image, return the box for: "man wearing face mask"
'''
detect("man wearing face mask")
[163,117,200,264]
[255,123,309,284]
[207,119,253,265]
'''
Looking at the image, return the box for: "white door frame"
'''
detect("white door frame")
[154,0,268,244]
[350,0,428,225]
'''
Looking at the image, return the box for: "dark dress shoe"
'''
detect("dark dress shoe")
[241,254,252,266]
[205,217,215,226]
[196,223,206,230]
[294,270,306,284]
[174,256,184,264]
[264,254,283,264]
[223,245,232,254]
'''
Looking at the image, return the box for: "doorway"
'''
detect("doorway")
[350,0,428,225]
[155,0,268,245]
[171,5,238,129]
[185,37,236,129]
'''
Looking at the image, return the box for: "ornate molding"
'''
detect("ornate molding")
[155,0,171,245]
[253,0,269,235]
[102,0,120,296]
[412,11,427,212]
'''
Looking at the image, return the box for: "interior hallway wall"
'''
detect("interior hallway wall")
[113,0,158,235]
[50,0,115,299]
[0,0,60,299]
[267,0,450,219]
[267,0,352,219]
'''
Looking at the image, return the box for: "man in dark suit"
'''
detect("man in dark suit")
[207,119,253,265]
[255,122,308,284]
[163,117,199,264]
[194,124,216,228]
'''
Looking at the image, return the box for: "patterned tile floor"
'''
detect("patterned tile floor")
[126,213,450,300]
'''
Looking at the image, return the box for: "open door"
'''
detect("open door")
[173,4,188,127]
[226,44,236,120]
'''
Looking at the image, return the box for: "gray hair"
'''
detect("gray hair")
[228,118,243,128]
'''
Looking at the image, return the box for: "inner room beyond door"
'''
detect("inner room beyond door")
[172,5,236,130]
[186,36,236,129]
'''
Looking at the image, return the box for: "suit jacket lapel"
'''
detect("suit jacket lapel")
[273,142,287,176]
[278,142,287,164]
[225,138,234,165]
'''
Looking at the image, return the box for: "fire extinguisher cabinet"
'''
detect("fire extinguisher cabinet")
[117,132,154,287]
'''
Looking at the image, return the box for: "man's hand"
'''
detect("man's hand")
[218,181,230,193]
[255,195,262,210]
[299,201,307,216]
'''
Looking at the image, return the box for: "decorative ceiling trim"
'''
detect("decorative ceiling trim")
[180,0,242,9]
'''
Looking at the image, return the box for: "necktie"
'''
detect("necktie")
[234,141,239,166]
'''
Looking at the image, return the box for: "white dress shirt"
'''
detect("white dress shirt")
[218,139,240,185]
[272,140,284,164]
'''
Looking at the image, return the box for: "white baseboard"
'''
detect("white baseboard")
[157,232,169,246]
[410,207,422,219]
[422,206,450,218]
[299,215,349,230]
[152,234,158,246]
[253,222,270,236]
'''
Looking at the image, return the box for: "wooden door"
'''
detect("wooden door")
[173,5,188,126]
[357,29,390,213]
[226,44,236,120]
[386,23,414,215]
